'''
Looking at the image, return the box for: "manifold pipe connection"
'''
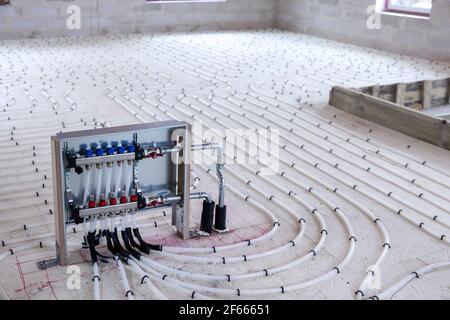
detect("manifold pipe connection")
[150,192,216,235]
[191,143,227,232]
[191,143,225,207]
[190,192,213,203]
[147,192,212,205]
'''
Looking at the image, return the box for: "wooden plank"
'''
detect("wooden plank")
[396,83,406,106]
[423,80,432,109]
[329,86,450,150]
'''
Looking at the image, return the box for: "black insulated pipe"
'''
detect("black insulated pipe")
[200,200,215,234]
[133,228,162,252]
[86,232,98,264]
[125,227,148,254]
[121,230,141,260]
[111,229,129,259]
[214,204,227,232]
[105,230,115,253]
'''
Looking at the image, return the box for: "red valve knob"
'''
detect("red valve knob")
[88,195,96,209]
[99,194,107,207]
[120,191,128,204]
[130,189,138,202]
[109,192,117,206]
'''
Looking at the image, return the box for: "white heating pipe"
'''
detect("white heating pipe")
[209,91,450,215]
[112,87,358,296]
[102,39,450,298]
[92,262,101,301]
[130,258,213,300]
[115,256,134,301]
[371,261,450,300]
[126,259,168,300]
[180,95,449,244]
[226,91,450,213]
[177,90,397,297]
[88,218,101,301]
[248,85,450,188]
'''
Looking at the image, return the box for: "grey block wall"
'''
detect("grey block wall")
[276,0,450,62]
[0,0,276,39]
[1,0,449,62]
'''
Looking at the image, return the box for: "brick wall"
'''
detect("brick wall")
[276,0,450,62]
[0,0,276,39]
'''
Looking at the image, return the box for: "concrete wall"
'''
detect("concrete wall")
[0,0,276,39]
[276,0,450,62]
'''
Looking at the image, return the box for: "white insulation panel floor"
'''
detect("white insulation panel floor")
[1,30,450,300]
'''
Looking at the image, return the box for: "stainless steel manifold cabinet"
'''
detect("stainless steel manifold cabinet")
[51,121,192,265]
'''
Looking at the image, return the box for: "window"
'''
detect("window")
[385,0,433,17]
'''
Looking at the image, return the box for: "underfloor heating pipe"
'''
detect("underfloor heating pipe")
[126,259,168,300]
[206,90,450,215]
[112,88,359,297]
[89,219,101,301]
[136,89,387,296]
[174,94,449,244]
[137,224,353,297]
[115,256,134,301]
[129,258,213,300]
[229,90,450,208]
[140,37,450,188]
[227,90,450,207]
[93,262,101,301]
[370,261,450,300]
[103,47,448,298]
[249,84,450,183]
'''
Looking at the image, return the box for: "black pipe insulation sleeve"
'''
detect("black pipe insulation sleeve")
[105,230,115,254]
[121,230,141,260]
[111,229,130,259]
[133,228,163,252]
[200,200,215,234]
[86,232,98,264]
[94,231,101,246]
[214,205,227,231]
[126,227,149,254]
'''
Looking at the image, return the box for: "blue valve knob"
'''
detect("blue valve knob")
[117,146,125,154]
[127,145,135,153]
[85,149,93,158]
[121,140,129,148]
[96,148,104,157]
[79,144,88,155]
[106,147,115,155]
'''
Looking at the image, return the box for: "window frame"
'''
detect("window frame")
[384,0,432,17]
